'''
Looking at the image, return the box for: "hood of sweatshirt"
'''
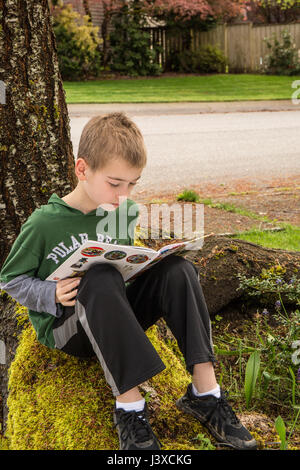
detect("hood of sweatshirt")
[46,192,129,216]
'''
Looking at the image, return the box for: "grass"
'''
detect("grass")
[198,196,270,222]
[176,190,300,252]
[63,74,299,103]
[231,223,300,252]
[177,189,201,203]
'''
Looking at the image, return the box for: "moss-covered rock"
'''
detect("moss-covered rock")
[5,319,215,450]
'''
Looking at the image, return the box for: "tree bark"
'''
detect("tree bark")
[0,0,77,432]
[0,0,77,263]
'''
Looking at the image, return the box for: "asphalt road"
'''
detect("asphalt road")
[68,102,300,197]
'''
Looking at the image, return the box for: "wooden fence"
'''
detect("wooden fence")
[146,22,300,72]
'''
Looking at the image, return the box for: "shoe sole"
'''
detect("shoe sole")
[176,398,258,450]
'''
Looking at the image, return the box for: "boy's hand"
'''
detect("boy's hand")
[55,277,81,306]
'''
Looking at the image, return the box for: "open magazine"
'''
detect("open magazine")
[46,234,212,283]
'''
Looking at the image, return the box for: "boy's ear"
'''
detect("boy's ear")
[75,157,88,181]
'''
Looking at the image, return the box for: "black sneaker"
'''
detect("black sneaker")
[176,383,257,450]
[113,402,161,450]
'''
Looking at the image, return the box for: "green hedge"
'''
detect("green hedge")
[168,46,228,74]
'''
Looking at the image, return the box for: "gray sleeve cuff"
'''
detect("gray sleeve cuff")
[0,275,64,318]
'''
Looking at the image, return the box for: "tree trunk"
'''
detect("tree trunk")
[0,0,77,262]
[0,0,77,432]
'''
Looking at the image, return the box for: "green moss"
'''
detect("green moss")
[14,303,30,327]
[228,244,239,252]
[260,264,287,280]
[0,436,9,450]
[6,324,116,450]
[214,250,225,259]
[5,322,215,450]
[53,102,60,121]
[40,105,47,115]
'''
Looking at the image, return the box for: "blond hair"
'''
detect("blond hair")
[77,112,147,171]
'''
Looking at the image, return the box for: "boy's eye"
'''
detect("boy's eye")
[109,182,136,187]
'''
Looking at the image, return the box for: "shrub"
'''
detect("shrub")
[262,29,300,76]
[51,1,103,80]
[168,45,228,73]
[109,2,162,77]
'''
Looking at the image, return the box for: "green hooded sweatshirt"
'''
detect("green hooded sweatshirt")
[0,193,140,348]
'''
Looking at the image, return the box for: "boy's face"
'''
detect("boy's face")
[76,157,143,210]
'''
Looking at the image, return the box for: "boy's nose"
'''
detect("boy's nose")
[117,188,130,198]
[115,192,129,204]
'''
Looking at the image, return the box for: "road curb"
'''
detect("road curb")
[68,100,299,117]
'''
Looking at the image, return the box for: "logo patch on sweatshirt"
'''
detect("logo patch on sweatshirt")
[46,232,117,265]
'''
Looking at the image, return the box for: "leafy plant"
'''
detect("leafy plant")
[262,29,300,76]
[192,433,215,450]
[275,415,287,450]
[274,411,300,451]
[109,0,162,77]
[237,266,300,308]
[244,351,261,408]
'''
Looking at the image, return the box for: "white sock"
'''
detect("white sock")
[116,398,146,413]
[192,383,221,399]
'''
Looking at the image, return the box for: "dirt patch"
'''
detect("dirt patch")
[237,412,281,450]
[135,175,300,237]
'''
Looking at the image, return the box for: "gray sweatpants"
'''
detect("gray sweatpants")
[52,254,216,397]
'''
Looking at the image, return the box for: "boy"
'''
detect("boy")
[0,113,257,451]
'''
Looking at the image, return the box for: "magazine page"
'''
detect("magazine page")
[46,240,159,282]
[124,234,210,282]
[156,234,209,256]
[46,234,212,283]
